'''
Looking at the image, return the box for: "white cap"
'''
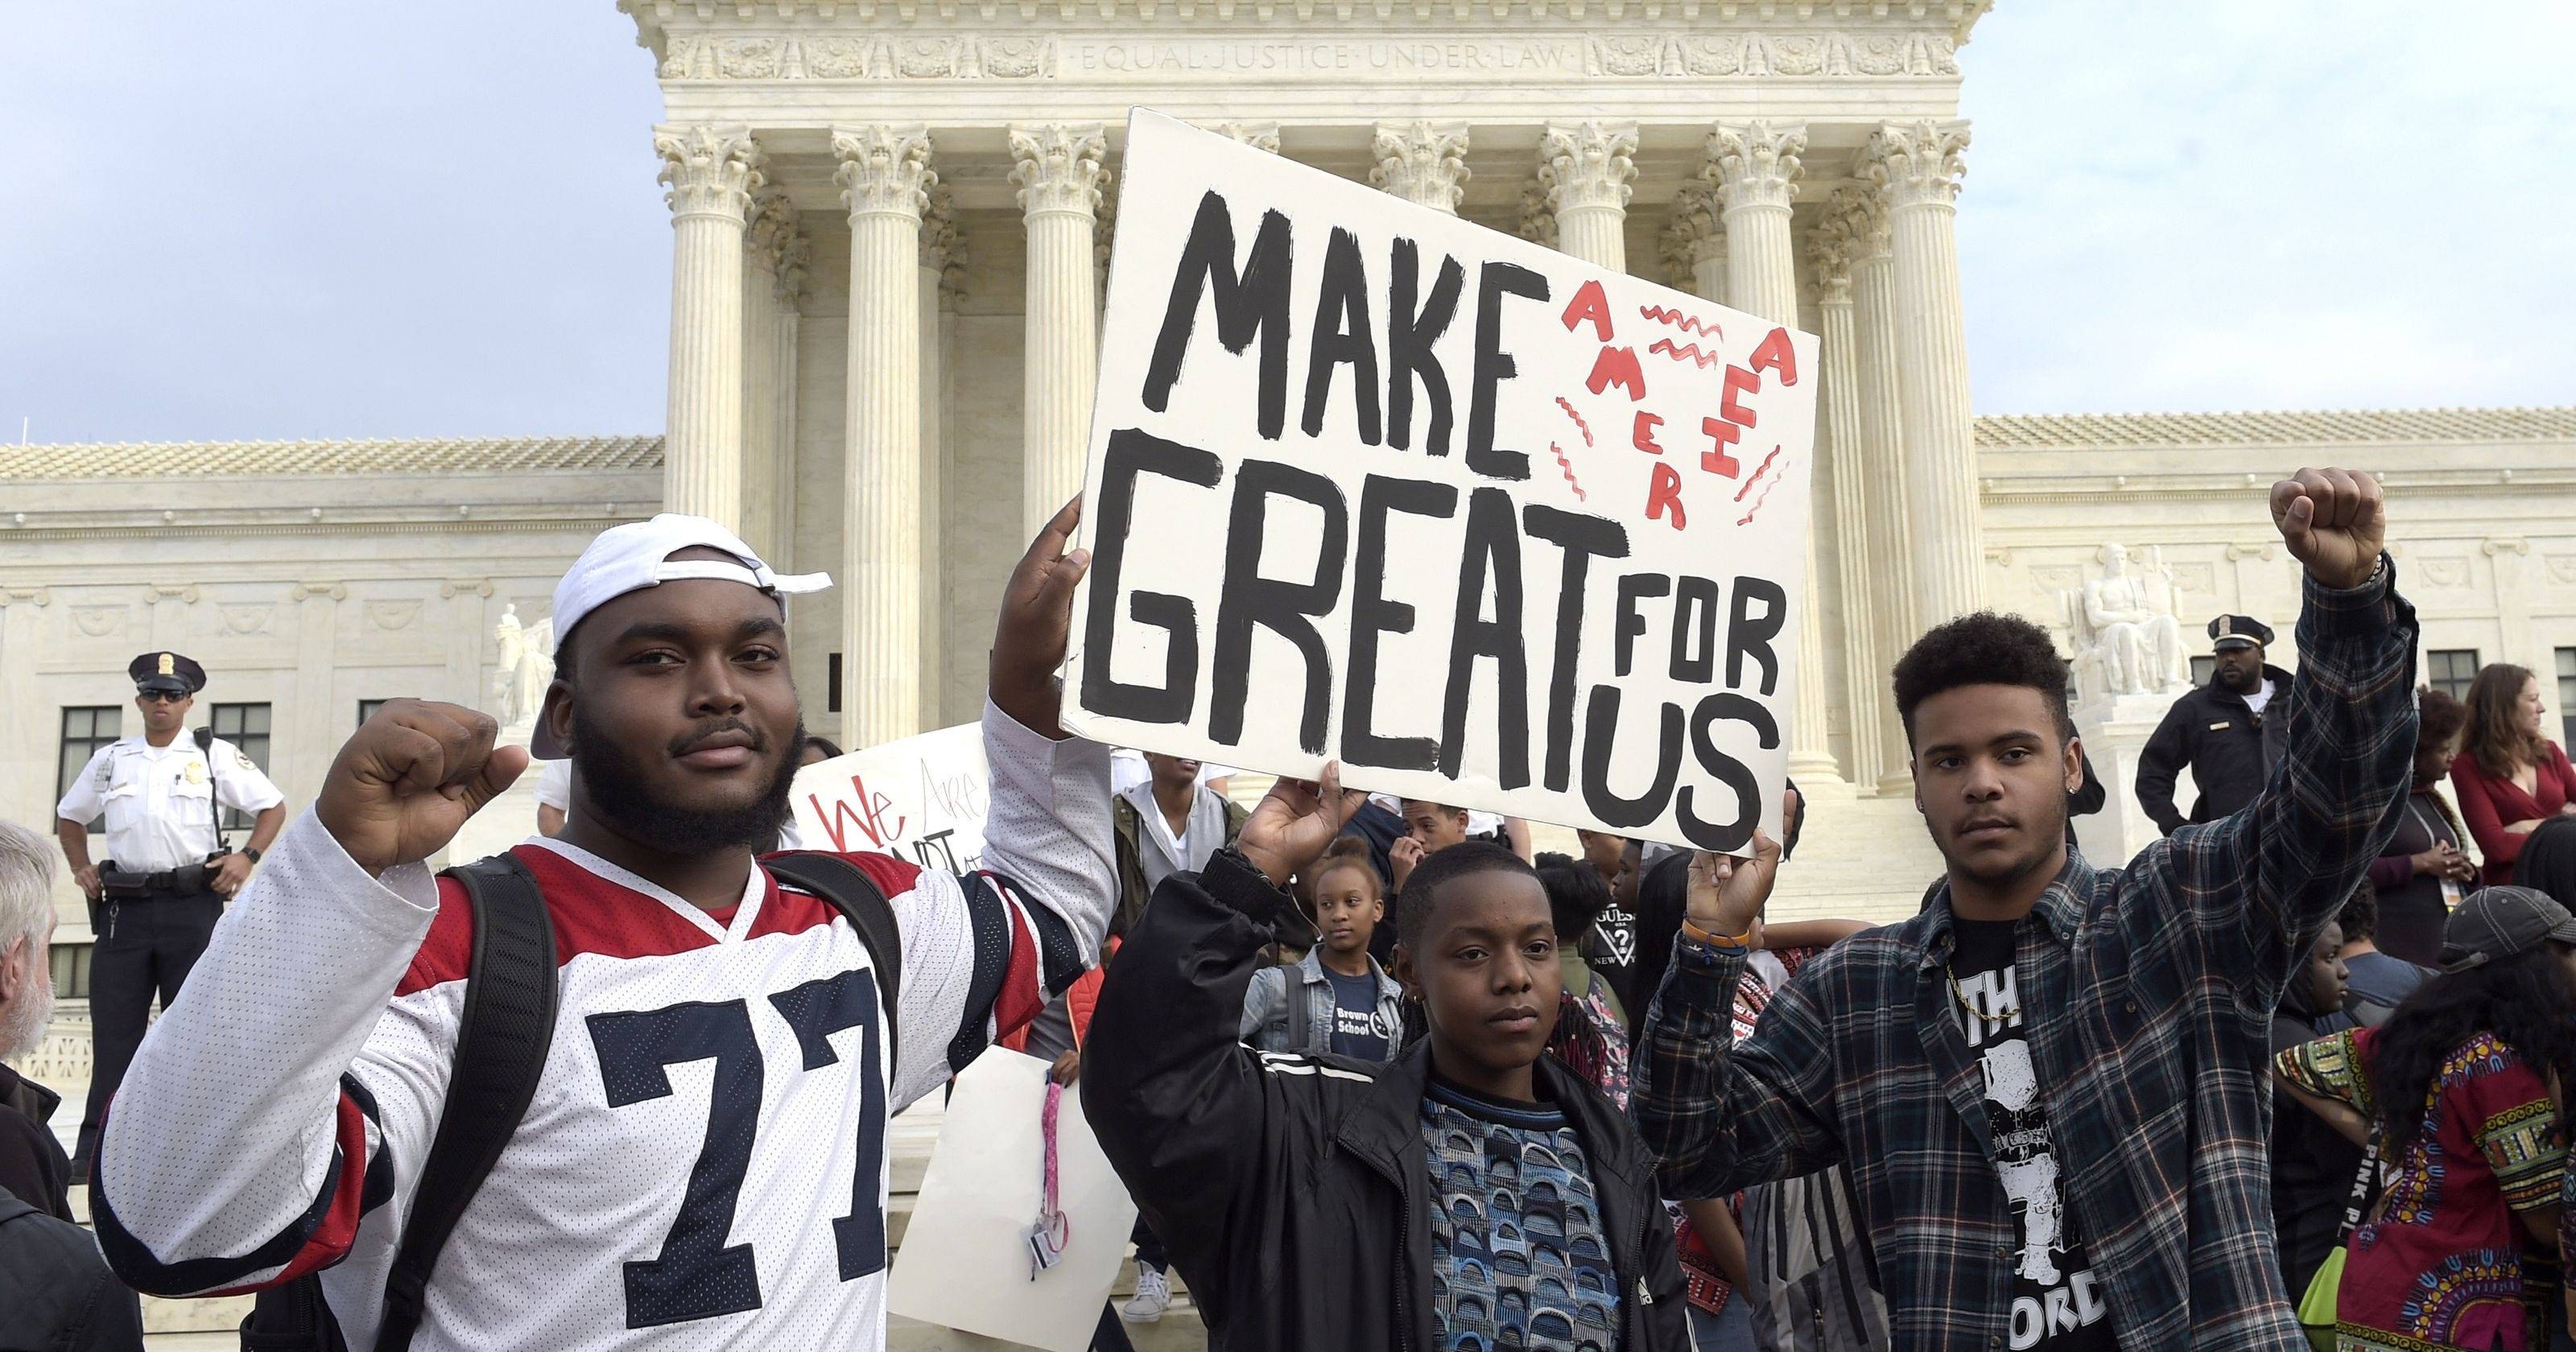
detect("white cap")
[532,513,831,756]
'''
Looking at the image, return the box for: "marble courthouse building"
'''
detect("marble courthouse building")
[7,2,2576,1066]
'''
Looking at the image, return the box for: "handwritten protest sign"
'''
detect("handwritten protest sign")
[1063,110,1818,852]
[790,723,989,874]
[886,1048,1139,1352]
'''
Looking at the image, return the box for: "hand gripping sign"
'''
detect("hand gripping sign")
[1063,110,1819,854]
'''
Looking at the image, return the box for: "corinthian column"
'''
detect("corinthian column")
[1708,120,1842,790]
[918,186,956,728]
[1867,118,1983,627]
[1538,121,1637,270]
[1372,122,1471,214]
[1011,123,1107,539]
[1657,183,1727,305]
[1806,208,1884,791]
[1844,190,1919,792]
[739,187,798,559]
[655,124,762,529]
[832,125,934,748]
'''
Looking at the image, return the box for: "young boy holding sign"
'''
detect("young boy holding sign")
[1084,765,1689,1352]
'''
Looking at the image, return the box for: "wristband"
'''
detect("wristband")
[242,846,262,864]
[1681,917,1755,953]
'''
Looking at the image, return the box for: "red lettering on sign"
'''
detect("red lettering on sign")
[1645,460,1688,530]
[1699,416,1742,478]
[1586,346,1646,401]
[1561,279,1613,341]
[803,775,907,852]
[1719,365,1760,430]
[1631,411,1665,455]
[1748,326,1798,385]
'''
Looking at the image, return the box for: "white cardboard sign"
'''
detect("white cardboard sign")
[885,1048,1141,1352]
[1063,109,1818,852]
[790,723,989,873]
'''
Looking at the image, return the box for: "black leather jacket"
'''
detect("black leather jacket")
[1084,851,1686,1352]
[2136,666,2295,835]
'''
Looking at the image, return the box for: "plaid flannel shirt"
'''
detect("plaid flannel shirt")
[1633,563,2417,1351]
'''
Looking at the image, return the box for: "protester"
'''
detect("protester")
[1537,851,1631,1107]
[1086,771,1686,1351]
[2276,886,2576,1352]
[1241,835,1402,1063]
[1633,469,2413,1348]
[0,819,145,1350]
[547,733,838,842]
[52,649,288,1173]
[0,822,72,1221]
[90,506,1117,1350]
[2367,686,2478,963]
[2517,816,2576,908]
[2337,880,2432,1026]
[2453,662,2576,886]
[2266,917,2358,1301]
[1113,749,1247,936]
[2134,613,2291,836]
[1577,828,1642,1003]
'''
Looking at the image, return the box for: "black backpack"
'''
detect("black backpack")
[240,851,903,1352]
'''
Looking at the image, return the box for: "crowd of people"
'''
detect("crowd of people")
[6,468,2576,1351]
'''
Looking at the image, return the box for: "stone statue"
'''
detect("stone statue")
[491,604,526,725]
[2071,544,2188,699]
[515,616,556,733]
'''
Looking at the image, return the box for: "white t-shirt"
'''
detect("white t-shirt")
[2243,678,2276,720]
[95,703,1114,1351]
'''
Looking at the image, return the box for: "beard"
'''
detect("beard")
[1936,796,2070,892]
[0,960,54,1063]
[2218,662,2260,692]
[570,698,802,855]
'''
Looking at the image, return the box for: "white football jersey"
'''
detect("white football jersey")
[96,704,1113,1350]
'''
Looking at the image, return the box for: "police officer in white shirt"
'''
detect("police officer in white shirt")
[53,650,286,1168]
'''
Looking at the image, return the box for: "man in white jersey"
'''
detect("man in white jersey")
[92,504,1119,1350]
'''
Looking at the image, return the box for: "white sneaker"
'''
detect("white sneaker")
[1120,1266,1170,1323]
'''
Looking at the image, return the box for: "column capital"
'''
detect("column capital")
[1864,118,1971,211]
[1828,185,1893,266]
[920,183,959,273]
[1538,120,1638,215]
[1009,122,1108,221]
[1371,121,1471,214]
[1805,206,1858,307]
[1705,120,1806,215]
[654,123,763,223]
[1662,182,1725,268]
[1213,120,1282,155]
[1093,172,1120,299]
[745,188,798,273]
[834,126,935,221]
[1516,178,1558,249]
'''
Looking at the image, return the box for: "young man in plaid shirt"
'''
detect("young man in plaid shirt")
[1633,468,2416,1350]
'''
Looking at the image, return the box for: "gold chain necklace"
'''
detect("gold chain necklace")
[1946,965,2021,1025]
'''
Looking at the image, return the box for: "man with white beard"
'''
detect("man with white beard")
[0,818,146,1349]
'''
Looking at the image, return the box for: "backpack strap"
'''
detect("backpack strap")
[760,852,901,1063]
[1285,967,1315,1055]
[375,855,555,1352]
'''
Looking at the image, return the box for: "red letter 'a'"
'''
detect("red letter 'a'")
[1586,346,1646,401]
[1748,327,1798,385]
[1561,278,1613,341]
[1645,460,1688,530]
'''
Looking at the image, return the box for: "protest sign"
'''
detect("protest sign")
[1063,109,1818,852]
[791,722,989,874]
[886,1047,1140,1352]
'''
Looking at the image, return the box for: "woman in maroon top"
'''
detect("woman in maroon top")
[2452,663,2576,886]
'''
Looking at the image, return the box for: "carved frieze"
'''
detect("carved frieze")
[653,31,1961,83]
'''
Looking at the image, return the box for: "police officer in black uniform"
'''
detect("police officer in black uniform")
[2134,615,2293,836]
[53,652,286,1169]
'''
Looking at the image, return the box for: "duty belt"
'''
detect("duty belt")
[98,859,219,899]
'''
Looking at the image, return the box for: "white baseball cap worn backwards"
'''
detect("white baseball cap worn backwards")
[531,513,832,757]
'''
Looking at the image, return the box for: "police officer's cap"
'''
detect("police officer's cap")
[130,650,207,696]
[2206,616,2273,653]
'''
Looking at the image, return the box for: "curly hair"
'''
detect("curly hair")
[2417,686,2469,756]
[2462,663,2547,778]
[1534,851,1612,942]
[1395,841,1538,952]
[1890,611,2074,748]
[2336,878,2379,944]
[2368,944,2576,1153]
[2516,817,2576,910]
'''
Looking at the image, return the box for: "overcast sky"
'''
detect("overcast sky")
[2,1,2568,445]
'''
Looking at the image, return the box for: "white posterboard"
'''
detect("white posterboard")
[790,723,989,874]
[1063,109,1818,852]
[886,1049,1140,1352]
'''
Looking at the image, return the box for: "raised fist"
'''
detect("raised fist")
[2268,468,2385,591]
[316,699,527,874]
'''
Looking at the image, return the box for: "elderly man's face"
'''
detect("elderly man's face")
[0,920,57,1062]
